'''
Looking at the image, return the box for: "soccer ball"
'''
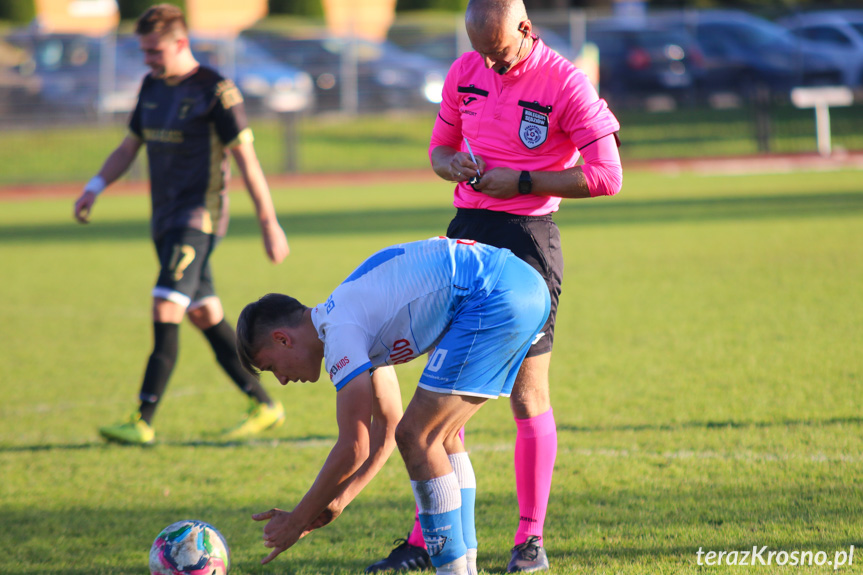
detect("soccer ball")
[149,520,231,575]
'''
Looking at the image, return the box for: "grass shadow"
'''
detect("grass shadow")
[2,192,861,245]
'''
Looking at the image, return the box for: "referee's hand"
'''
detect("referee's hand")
[73,191,98,224]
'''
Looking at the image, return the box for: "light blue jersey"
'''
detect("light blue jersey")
[311,237,549,397]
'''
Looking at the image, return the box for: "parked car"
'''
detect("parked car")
[0,36,40,118]
[585,18,705,109]
[7,32,148,118]
[653,10,847,100]
[241,31,447,113]
[189,36,314,114]
[778,10,863,87]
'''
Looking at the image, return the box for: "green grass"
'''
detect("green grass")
[4,106,863,185]
[1,168,862,574]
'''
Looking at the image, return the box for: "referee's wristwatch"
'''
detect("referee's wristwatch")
[518,170,532,195]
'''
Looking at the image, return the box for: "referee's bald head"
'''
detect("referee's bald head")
[466,0,528,33]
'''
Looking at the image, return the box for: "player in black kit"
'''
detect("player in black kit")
[73,4,289,444]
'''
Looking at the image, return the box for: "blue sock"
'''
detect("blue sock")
[412,473,467,568]
[418,508,467,567]
[449,452,478,551]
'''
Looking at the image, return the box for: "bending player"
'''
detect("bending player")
[237,237,550,575]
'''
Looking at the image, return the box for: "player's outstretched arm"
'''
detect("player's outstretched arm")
[73,136,142,223]
[327,366,402,513]
[252,371,376,564]
[230,141,289,263]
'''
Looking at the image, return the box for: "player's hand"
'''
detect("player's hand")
[73,191,98,224]
[261,220,290,264]
[471,166,520,199]
[252,507,302,564]
[448,152,485,183]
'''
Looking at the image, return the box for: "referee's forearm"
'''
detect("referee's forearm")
[430,145,459,181]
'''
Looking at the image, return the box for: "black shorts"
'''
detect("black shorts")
[446,208,563,356]
[152,228,219,309]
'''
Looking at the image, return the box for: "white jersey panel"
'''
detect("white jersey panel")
[311,237,510,390]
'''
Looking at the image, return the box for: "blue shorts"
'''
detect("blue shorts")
[417,254,551,398]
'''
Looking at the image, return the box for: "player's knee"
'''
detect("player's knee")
[510,387,551,419]
[394,421,416,457]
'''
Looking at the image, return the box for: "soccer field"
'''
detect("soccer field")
[1,168,862,574]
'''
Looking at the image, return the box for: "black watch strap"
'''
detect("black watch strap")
[518,170,532,195]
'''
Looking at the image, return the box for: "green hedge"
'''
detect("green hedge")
[268,0,323,17]
[118,0,184,21]
[396,0,466,11]
[0,0,35,24]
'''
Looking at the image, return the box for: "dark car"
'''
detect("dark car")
[189,36,314,114]
[778,10,863,87]
[585,18,705,109]
[654,10,847,100]
[242,31,446,113]
[7,32,148,119]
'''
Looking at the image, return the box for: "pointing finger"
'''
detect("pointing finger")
[252,509,275,521]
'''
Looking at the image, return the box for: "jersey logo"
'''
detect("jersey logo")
[462,96,477,106]
[519,107,549,149]
[215,79,244,109]
[389,339,416,365]
[329,356,350,380]
[178,98,195,120]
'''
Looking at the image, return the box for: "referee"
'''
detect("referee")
[73,4,289,444]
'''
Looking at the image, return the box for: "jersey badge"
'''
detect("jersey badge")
[178,98,195,120]
[519,107,549,149]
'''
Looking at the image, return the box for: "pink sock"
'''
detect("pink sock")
[407,427,466,549]
[514,408,557,546]
[407,507,426,547]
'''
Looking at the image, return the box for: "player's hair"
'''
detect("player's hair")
[236,293,307,375]
[135,3,188,38]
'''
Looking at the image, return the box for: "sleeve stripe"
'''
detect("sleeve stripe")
[334,361,373,391]
[438,113,455,127]
[226,127,255,149]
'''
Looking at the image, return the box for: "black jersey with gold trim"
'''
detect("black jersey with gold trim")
[130,66,252,240]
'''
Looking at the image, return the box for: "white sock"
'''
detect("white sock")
[411,472,461,514]
[436,554,468,575]
[465,548,478,575]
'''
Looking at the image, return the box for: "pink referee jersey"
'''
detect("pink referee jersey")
[429,37,620,216]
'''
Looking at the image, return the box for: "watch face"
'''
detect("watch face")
[519,171,531,194]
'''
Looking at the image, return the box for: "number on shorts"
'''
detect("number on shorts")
[426,348,449,372]
[169,244,196,281]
